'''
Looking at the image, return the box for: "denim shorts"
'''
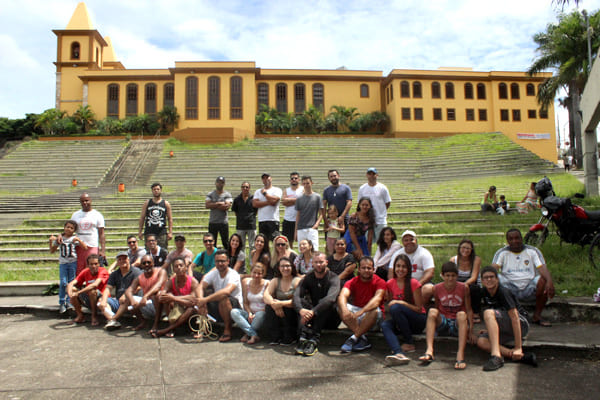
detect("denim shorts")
[436,315,458,337]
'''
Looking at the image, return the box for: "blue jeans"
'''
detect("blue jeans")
[382,303,426,354]
[59,261,77,305]
[230,308,266,337]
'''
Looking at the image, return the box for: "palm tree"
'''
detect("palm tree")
[34,108,66,135]
[72,105,96,133]
[157,106,180,133]
[527,10,600,168]
[329,105,359,131]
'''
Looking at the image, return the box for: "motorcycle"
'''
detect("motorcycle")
[525,177,600,269]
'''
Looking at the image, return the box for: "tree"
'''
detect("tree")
[329,105,359,131]
[527,10,600,168]
[157,106,180,133]
[34,108,66,135]
[72,105,96,133]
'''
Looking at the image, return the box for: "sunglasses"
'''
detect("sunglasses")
[204,240,214,243]
[128,241,136,245]
[276,243,287,247]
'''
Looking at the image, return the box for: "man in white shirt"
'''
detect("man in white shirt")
[252,173,283,242]
[281,172,303,247]
[70,193,106,275]
[358,167,391,242]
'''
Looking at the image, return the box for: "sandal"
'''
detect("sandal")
[454,360,467,370]
[164,331,175,338]
[219,334,232,343]
[418,354,435,364]
[149,329,159,339]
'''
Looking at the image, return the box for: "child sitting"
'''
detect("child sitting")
[49,220,88,314]
[419,261,473,370]
[324,205,345,255]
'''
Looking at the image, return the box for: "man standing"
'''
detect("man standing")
[206,176,233,250]
[293,252,340,356]
[492,228,555,327]
[196,250,243,342]
[67,254,109,326]
[295,176,323,251]
[337,256,386,353]
[322,169,352,232]
[138,183,173,250]
[231,181,257,253]
[145,234,168,268]
[70,193,106,275]
[161,234,194,276]
[357,167,391,242]
[281,172,303,247]
[101,251,142,330]
[252,173,283,242]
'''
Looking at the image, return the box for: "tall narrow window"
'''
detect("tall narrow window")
[447,108,456,120]
[145,83,157,115]
[413,81,422,98]
[500,109,509,121]
[208,76,220,119]
[466,109,475,121]
[445,82,455,99]
[512,109,521,121]
[107,84,119,119]
[163,83,174,108]
[499,83,508,99]
[257,83,269,108]
[526,83,535,96]
[294,83,306,114]
[230,76,242,119]
[126,83,138,117]
[390,84,394,101]
[400,81,410,98]
[71,42,80,60]
[464,83,473,99]
[360,84,369,98]
[276,83,287,113]
[432,82,441,99]
[477,83,486,99]
[478,109,487,121]
[510,83,520,99]
[414,108,423,120]
[401,108,411,120]
[433,108,442,120]
[185,76,198,120]
[312,83,324,111]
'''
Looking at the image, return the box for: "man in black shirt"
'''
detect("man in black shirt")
[231,181,257,253]
[138,183,173,250]
[476,266,537,371]
[293,252,340,356]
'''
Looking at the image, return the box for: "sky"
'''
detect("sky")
[1,0,599,139]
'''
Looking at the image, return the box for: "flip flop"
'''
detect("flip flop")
[418,354,435,364]
[454,360,467,370]
[149,329,159,338]
[165,331,175,338]
[219,334,232,343]
[532,319,552,327]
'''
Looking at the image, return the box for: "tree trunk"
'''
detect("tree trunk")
[570,81,584,168]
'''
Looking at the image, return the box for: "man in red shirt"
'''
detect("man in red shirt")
[67,254,109,326]
[337,256,386,353]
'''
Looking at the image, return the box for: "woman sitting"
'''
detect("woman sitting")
[250,234,272,277]
[481,185,499,212]
[227,233,245,274]
[230,263,269,344]
[263,257,301,346]
[343,197,375,259]
[517,182,540,214]
[326,238,357,286]
[373,227,402,280]
[294,239,315,275]
[381,254,426,365]
[450,239,482,323]
[271,235,297,272]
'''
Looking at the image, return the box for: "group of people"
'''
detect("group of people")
[50,170,555,371]
[481,183,540,215]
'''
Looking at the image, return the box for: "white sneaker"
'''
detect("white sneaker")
[104,320,121,331]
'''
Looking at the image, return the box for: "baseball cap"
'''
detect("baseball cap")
[216,176,225,182]
[401,230,417,239]
[116,251,128,259]
[367,167,378,174]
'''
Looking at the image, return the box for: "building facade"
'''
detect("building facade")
[54,3,556,161]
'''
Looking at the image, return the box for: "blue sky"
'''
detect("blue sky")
[0,0,598,126]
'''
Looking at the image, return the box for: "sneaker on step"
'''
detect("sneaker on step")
[352,336,372,352]
[341,336,357,353]
[303,340,318,357]
[104,320,121,331]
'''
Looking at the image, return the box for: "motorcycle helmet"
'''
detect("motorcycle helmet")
[535,177,555,199]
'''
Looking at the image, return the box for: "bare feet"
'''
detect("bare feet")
[70,315,85,324]
[91,318,99,326]
[401,343,415,353]
[247,336,260,345]
[240,334,249,343]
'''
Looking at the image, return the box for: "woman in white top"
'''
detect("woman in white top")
[230,263,269,344]
[294,239,314,275]
[450,239,482,322]
[373,227,402,280]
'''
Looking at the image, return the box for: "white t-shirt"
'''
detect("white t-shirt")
[358,182,391,225]
[202,267,243,305]
[492,247,543,290]
[283,186,304,221]
[254,186,283,222]
[388,245,435,281]
[71,209,105,248]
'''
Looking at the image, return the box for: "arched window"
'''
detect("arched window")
[445,82,454,99]
[498,83,508,99]
[526,83,535,96]
[185,76,198,119]
[163,83,174,108]
[145,83,157,115]
[510,83,520,99]
[71,42,80,60]
[126,83,138,117]
[464,83,473,99]
[312,83,324,111]
[477,83,486,99]
[208,76,220,119]
[412,81,422,98]
[294,83,306,114]
[432,82,441,99]
[257,83,269,108]
[230,76,242,119]
[400,81,410,98]
[107,84,119,118]
[276,83,288,113]
[360,83,369,98]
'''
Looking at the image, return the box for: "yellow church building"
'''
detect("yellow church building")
[54,2,557,161]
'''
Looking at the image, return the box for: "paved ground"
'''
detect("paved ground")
[0,298,599,400]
